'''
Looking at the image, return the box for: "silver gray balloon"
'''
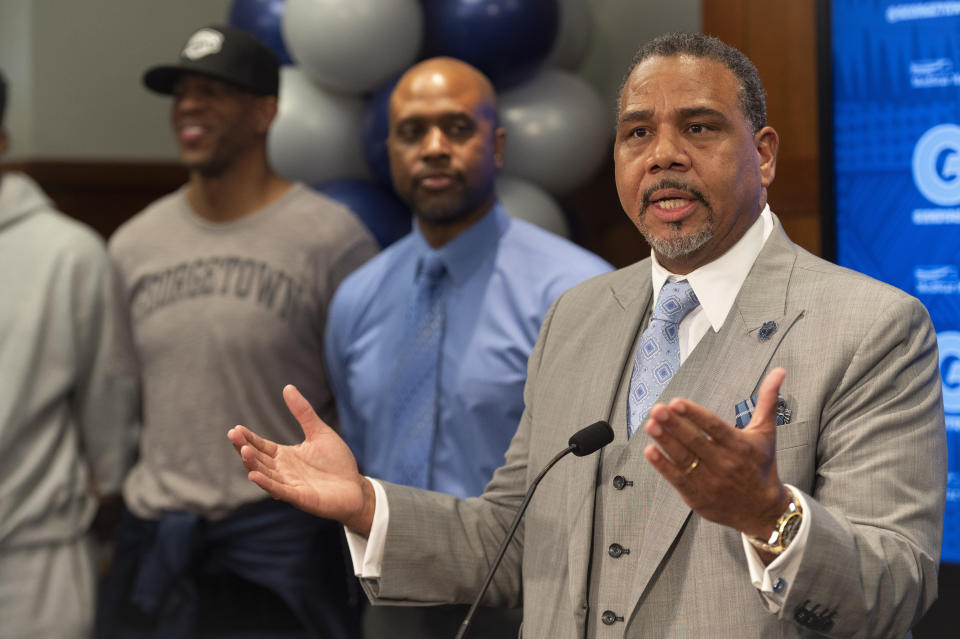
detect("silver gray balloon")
[500,68,611,195]
[496,174,570,238]
[268,67,369,184]
[283,0,423,94]
[546,0,595,70]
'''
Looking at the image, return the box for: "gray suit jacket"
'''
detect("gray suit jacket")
[363,220,946,638]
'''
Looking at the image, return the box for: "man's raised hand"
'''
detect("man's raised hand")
[227,384,375,536]
[642,368,791,542]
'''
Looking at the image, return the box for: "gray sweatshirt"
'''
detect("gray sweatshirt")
[0,172,139,548]
[110,184,377,520]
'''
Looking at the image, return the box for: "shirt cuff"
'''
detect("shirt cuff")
[741,484,811,612]
[344,477,390,579]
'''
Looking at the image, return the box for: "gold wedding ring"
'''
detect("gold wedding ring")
[684,457,700,474]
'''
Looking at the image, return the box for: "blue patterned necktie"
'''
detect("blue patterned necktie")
[627,280,701,438]
[385,253,447,488]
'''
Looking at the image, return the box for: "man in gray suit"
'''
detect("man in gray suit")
[229,33,946,637]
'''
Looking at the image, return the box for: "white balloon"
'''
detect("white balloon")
[545,0,595,70]
[268,67,369,184]
[496,175,570,238]
[283,0,423,94]
[500,69,611,195]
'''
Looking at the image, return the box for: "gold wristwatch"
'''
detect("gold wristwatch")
[747,490,803,555]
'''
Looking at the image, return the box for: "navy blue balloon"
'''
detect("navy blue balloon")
[421,0,560,88]
[228,0,294,66]
[317,179,412,248]
[361,74,402,188]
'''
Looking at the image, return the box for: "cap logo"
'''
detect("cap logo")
[182,28,224,60]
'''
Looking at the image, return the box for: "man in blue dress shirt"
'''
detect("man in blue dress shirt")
[323,57,611,637]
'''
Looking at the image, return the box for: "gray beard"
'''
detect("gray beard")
[638,219,714,260]
[636,179,715,261]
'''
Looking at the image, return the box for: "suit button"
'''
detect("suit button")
[608,543,629,558]
[612,475,632,490]
[601,610,623,625]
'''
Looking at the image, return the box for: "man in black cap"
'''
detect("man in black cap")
[96,25,377,639]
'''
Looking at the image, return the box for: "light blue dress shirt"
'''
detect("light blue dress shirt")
[324,203,612,498]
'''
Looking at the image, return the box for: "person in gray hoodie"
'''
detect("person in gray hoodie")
[0,69,140,639]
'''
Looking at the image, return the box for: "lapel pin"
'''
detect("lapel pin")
[758,320,777,341]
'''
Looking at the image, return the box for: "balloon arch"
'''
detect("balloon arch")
[228,0,609,248]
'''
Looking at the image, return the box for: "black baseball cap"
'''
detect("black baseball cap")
[143,25,279,97]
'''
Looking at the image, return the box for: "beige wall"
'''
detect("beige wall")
[0,0,37,156]
[1,0,231,160]
[0,0,698,161]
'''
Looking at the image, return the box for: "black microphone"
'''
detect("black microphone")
[453,420,614,639]
[568,420,616,457]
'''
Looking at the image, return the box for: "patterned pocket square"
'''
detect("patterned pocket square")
[734,394,791,429]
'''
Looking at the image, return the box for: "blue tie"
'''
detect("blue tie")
[385,253,447,488]
[627,280,701,438]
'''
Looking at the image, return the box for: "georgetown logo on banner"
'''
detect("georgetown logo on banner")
[913,123,960,206]
[938,331,960,415]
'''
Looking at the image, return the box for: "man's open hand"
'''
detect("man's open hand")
[227,384,375,536]
[642,368,791,541]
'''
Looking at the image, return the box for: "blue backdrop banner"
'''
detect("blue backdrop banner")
[833,0,960,563]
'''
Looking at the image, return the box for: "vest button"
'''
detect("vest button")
[612,475,632,490]
[608,543,629,558]
[601,610,622,625]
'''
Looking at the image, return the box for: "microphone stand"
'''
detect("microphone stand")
[453,445,574,639]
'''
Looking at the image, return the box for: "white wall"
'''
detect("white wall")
[0,0,699,161]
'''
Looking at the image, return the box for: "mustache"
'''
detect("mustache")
[640,179,709,212]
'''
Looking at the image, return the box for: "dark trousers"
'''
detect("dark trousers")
[95,499,360,639]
